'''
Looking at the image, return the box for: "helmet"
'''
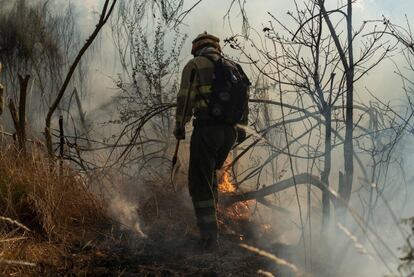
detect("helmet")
[191,32,221,55]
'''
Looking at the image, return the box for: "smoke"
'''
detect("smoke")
[108,194,147,238]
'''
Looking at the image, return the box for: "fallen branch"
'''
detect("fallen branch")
[0,216,31,232]
[223,173,330,206]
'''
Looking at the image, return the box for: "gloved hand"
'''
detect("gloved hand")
[236,127,246,143]
[174,125,185,140]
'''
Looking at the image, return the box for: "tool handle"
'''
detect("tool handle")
[172,140,180,167]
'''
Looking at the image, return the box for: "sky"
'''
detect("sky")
[72,0,414,67]
[72,0,414,62]
[73,0,414,32]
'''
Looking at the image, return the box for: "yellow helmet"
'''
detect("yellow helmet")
[191,32,221,55]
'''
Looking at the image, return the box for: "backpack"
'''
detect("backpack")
[203,56,251,125]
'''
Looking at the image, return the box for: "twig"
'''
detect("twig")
[0,258,36,267]
[0,216,31,232]
[0,237,27,243]
[240,244,304,276]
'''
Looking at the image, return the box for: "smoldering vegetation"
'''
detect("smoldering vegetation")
[1,0,414,276]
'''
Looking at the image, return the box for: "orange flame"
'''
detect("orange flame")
[217,163,272,237]
[218,168,252,224]
[218,170,236,193]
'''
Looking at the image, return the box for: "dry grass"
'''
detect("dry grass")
[0,144,110,276]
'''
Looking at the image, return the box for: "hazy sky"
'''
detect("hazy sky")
[71,0,414,107]
[74,0,414,31]
[72,0,414,57]
[73,0,414,61]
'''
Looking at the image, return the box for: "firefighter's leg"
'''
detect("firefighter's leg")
[188,126,221,241]
[212,172,218,206]
[216,125,237,169]
[215,125,236,201]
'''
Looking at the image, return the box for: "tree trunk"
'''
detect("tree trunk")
[340,0,354,204]
[318,0,354,206]
[8,74,30,153]
[17,74,30,153]
[322,106,332,226]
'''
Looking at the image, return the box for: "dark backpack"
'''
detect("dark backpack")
[203,56,251,125]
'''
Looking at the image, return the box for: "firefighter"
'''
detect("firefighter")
[174,32,248,250]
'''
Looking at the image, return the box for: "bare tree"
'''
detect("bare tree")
[44,0,118,155]
[224,0,392,226]
[316,0,356,209]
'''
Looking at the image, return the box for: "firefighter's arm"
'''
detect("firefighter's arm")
[175,61,197,139]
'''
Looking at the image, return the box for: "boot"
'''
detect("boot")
[198,235,219,252]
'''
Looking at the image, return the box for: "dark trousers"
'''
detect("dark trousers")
[188,124,236,239]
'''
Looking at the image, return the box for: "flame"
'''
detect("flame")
[218,170,236,193]
[218,168,252,227]
[217,163,273,238]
